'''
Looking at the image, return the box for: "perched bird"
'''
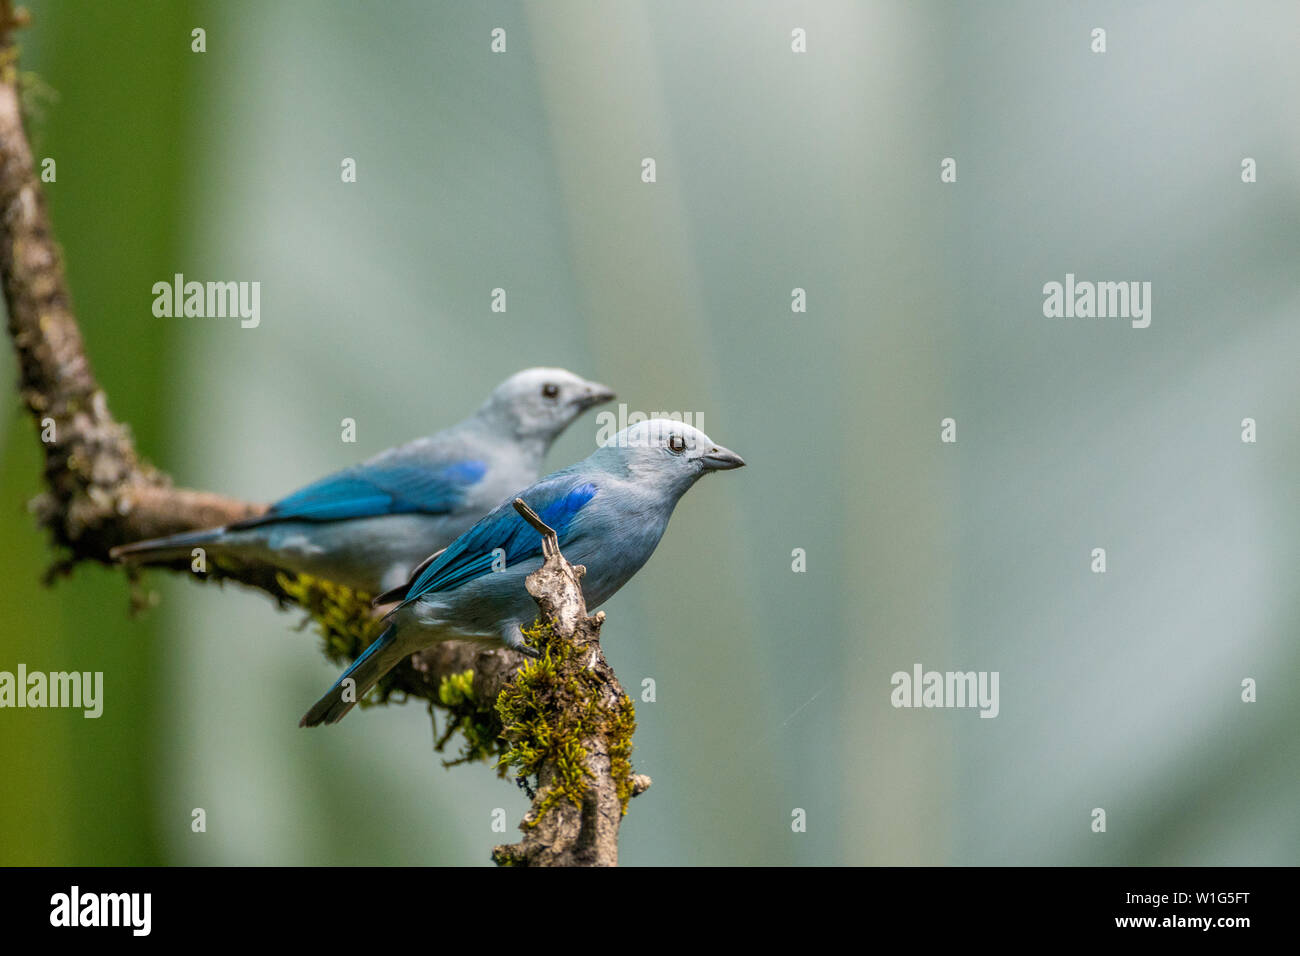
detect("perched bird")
[110,368,615,594]
[301,418,745,726]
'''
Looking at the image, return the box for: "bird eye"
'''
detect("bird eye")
[667,434,686,454]
[541,383,559,400]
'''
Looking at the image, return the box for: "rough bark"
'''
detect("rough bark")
[0,1,271,591]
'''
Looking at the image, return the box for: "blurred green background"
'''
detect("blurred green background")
[1,1,1297,865]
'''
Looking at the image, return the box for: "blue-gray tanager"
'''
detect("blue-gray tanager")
[110,368,615,594]
[300,418,745,726]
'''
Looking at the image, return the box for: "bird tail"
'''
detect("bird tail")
[109,527,226,564]
[299,625,404,727]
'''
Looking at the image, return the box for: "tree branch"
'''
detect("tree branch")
[489,499,649,867]
[0,0,272,593]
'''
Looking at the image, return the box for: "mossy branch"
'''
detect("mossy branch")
[489,499,649,867]
[0,0,277,600]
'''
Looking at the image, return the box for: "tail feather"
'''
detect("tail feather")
[109,527,226,563]
[299,625,402,727]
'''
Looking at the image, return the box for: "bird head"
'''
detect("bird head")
[478,367,615,445]
[601,418,745,495]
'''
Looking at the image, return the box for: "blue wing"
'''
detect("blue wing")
[397,475,599,604]
[234,459,487,526]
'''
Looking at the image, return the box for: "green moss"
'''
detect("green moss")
[495,620,638,826]
[276,571,383,664]
[608,694,638,812]
[275,576,640,794]
[438,668,475,706]
[490,845,521,867]
[434,668,505,767]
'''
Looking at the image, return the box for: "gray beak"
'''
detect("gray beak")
[574,381,616,410]
[701,444,746,471]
